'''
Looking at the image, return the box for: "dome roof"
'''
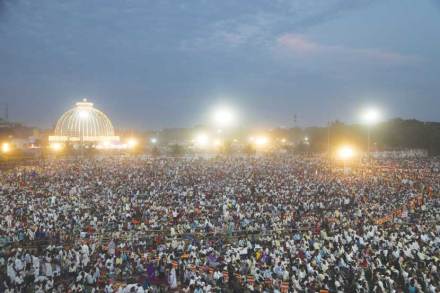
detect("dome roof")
[54,99,115,139]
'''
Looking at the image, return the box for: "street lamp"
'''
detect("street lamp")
[2,142,10,154]
[361,108,380,157]
[195,133,210,148]
[255,136,269,146]
[212,106,236,128]
[50,143,64,152]
[127,138,138,149]
[338,146,354,160]
[338,146,355,173]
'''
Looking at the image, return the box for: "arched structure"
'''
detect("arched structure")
[49,99,119,144]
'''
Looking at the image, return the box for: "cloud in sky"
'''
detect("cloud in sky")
[276,34,419,64]
[0,0,381,55]
[179,0,380,51]
[0,0,438,127]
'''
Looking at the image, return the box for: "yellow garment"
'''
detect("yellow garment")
[256,251,262,260]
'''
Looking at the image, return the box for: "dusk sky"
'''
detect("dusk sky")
[0,0,439,130]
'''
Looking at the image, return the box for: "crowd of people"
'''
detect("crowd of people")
[0,155,439,292]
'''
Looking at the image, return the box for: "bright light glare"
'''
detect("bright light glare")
[213,139,222,147]
[195,133,209,147]
[97,141,112,149]
[97,143,127,150]
[212,107,236,127]
[2,143,10,153]
[78,110,89,119]
[362,108,380,125]
[151,138,158,144]
[50,143,63,152]
[338,146,355,160]
[127,138,138,148]
[255,136,269,146]
[281,138,287,143]
[99,141,111,149]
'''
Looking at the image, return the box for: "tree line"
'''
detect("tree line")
[293,118,440,155]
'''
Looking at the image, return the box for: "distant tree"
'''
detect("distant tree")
[302,118,440,155]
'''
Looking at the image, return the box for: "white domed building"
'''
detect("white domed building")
[49,99,119,144]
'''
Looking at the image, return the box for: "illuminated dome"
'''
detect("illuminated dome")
[49,99,119,143]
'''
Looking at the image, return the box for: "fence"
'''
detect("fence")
[374,191,436,225]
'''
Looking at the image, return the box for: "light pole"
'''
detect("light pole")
[212,106,236,129]
[367,125,371,155]
[211,105,237,152]
[338,146,355,174]
[1,142,10,154]
[327,121,331,158]
[361,108,380,159]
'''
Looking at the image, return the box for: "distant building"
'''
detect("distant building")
[49,99,119,144]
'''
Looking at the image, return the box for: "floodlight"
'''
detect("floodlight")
[50,143,63,152]
[212,106,236,127]
[1,143,10,153]
[195,133,209,147]
[362,108,380,125]
[255,136,269,146]
[338,146,355,160]
[127,138,138,148]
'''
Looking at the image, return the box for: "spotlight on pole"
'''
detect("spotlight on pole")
[2,142,11,154]
[50,143,64,152]
[337,146,355,161]
[255,136,269,146]
[361,107,381,157]
[195,133,210,147]
[361,108,380,125]
[127,138,138,148]
[212,106,236,128]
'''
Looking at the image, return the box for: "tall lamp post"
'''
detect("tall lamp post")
[338,146,355,174]
[327,121,331,158]
[361,108,380,159]
[211,106,237,151]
